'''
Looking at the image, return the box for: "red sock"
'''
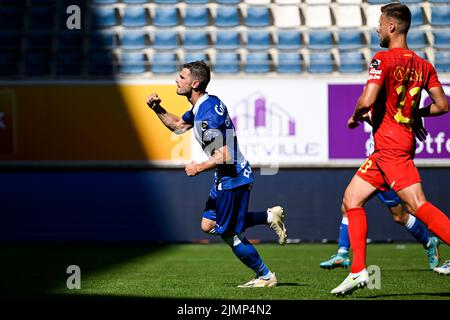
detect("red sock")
[415,202,450,246]
[347,207,367,274]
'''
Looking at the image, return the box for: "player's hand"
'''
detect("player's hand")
[146,93,161,110]
[347,116,360,129]
[185,161,199,177]
[412,114,428,142]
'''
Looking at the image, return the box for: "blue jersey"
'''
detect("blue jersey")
[182,94,254,190]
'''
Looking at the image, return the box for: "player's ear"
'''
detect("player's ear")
[192,79,200,90]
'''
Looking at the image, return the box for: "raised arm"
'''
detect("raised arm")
[146,93,193,135]
[348,83,383,129]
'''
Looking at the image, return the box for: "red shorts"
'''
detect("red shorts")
[355,150,421,192]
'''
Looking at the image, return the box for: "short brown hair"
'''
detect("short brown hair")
[381,2,411,34]
[182,61,211,92]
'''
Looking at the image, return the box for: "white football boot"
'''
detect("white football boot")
[238,272,278,288]
[331,269,369,296]
[268,206,287,245]
[434,260,450,275]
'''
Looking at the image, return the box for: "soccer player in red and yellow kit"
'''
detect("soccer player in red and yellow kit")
[331,3,449,296]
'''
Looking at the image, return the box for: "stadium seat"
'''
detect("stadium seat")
[153,7,178,27]
[88,50,115,76]
[370,31,381,50]
[26,31,53,50]
[184,51,208,63]
[273,5,301,29]
[122,7,148,28]
[366,5,382,28]
[339,51,366,73]
[245,51,271,73]
[184,31,209,50]
[274,0,301,4]
[277,30,302,50]
[245,6,270,28]
[184,6,209,28]
[277,52,302,73]
[89,31,116,50]
[151,53,177,74]
[92,0,118,4]
[90,7,118,29]
[216,0,240,4]
[246,31,271,50]
[120,31,148,50]
[430,6,450,27]
[154,0,178,4]
[119,52,147,74]
[401,0,423,3]
[28,5,54,30]
[337,31,364,50]
[407,30,427,50]
[215,31,240,50]
[185,0,209,4]
[433,31,450,50]
[309,31,333,50]
[304,5,332,29]
[0,52,19,76]
[245,0,271,5]
[0,6,23,30]
[215,6,240,28]
[123,0,148,4]
[152,31,178,50]
[335,5,363,29]
[305,0,331,4]
[215,52,240,73]
[25,50,52,76]
[410,6,425,28]
[56,51,84,76]
[429,0,450,3]
[308,51,334,73]
[435,51,450,72]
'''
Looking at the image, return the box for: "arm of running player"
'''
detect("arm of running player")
[185,145,232,177]
[418,86,449,117]
[347,83,382,129]
[146,93,192,135]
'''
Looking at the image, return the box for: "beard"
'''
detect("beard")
[379,35,389,48]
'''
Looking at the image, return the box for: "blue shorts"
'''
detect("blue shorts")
[202,184,252,236]
[376,188,401,207]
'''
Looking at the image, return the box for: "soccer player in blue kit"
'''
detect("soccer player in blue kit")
[146,61,287,287]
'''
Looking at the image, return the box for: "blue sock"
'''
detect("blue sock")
[405,214,429,248]
[245,211,268,228]
[338,217,350,254]
[222,234,270,277]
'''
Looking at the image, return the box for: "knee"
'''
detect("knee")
[391,212,406,224]
[201,219,215,234]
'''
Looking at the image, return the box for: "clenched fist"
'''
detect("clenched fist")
[146,93,161,110]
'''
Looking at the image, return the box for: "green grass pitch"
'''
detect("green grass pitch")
[1,243,449,300]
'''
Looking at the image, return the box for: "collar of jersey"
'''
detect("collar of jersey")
[192,93,209,116]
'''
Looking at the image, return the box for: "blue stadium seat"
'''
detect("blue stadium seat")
[26,32,52,50]
[184,7,209,28]
[217,0,240,4]
[152,53,177,74]
[407,30,427,50]
[410,6,425,27]
[92,0,118,4]
[153,7,178,27]
[308,52,334,73]
[122,7,148,28]
[123,0,149,4]
[28,5,55,30]
[215,31,240,50]
[277,31,302,50]
[277,52,302,74]
[400,0,423,3]
[90,7,118,28]
[119,52,147,74]
[89,31,116,50]
[431,6,450,27]
[0,6,23,30]
[309,31,333,50]
[185,0,209,4]
[184,31,209,50]
[370,31,381,50]
[153,31,178,50]
[120,31,148,50]
[215,52,240,73]
[434,31,450,50]
[154,0,178,4]
[57,51,84,76]
[58,31,84,50]
[215,7,240,27]
[246,31,271,50]
[338,31,364,50]
[245,52,270,73]
[339,51,366,73]
[245,6,270,27]
[184,51,208,63]
[429,0,450,3]
[435,51,450,72]
[25,50,52,76]
[0,32,21,51]
[0,52,19,76]
[88,50,115,76]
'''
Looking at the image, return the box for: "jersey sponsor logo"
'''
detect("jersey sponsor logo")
[370,59,381,69]
[393,66,423,82]
[368,67,382,80]
[214,103,225,116]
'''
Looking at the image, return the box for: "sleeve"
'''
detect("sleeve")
[366,52,386,86]
[181,109,194,125]
[426,64,442,91]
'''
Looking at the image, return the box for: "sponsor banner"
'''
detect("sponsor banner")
[328,84,450,160]
[195,80,329,165]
